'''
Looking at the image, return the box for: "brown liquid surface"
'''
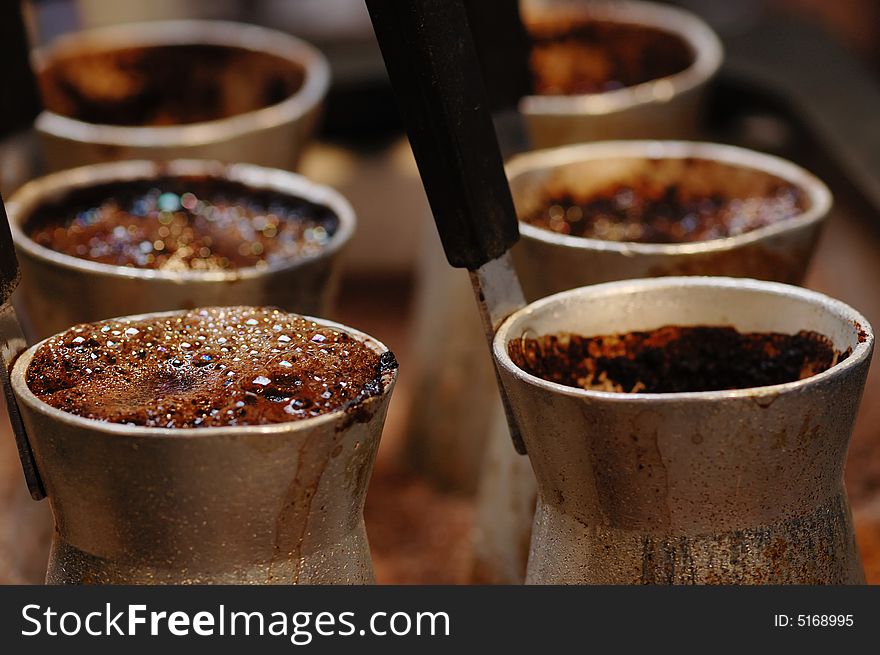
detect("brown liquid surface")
[528,19,693,95]
[523,182,805,243]
[27,307,395,428]
[26,176,339,271]
[509,326,847,393]
[39,43,305,126]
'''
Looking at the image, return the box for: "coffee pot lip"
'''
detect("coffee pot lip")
[507,140,832,255]
[10,308,397,438]
[493,276,874,403]
[32,19,331,149]
[7,158,356,282]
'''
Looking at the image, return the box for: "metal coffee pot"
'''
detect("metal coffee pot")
[494,277,872,584]
[5,309,396,584]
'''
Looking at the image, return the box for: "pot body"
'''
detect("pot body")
[37,114,322,173]
[75,0,241,26]
[519,0,722,149]
[33,20,330,172]
[523,86,704,149]
[10,314,395,584]
[509,141,830,300]
[513,226,820,301]
[493,277,872,584]
[14,252,340,342]
[7,159,355,341]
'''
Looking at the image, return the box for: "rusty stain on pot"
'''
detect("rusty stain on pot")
[588,418,672,531]
[269,430,336,583]
[754,395,779,409]
[771,428,788,450]
[347,445,376,514]
[639,494,857,584]
[267,346,395,582]
[796,413,813,446]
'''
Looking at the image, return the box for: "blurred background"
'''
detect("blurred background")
[2,0,880,584]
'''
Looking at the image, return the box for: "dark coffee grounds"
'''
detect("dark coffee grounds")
[25,176,339,271]
[509,326,847,393]
[39,44,304,126]
[26,307,396,428]
[523,182,804,243]
[528,20,693,95]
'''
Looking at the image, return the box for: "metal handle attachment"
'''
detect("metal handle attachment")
[0,197,45,500]
[366,0,521,270]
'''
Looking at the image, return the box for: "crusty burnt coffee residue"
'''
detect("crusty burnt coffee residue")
[509,326,849,393]
[527,19,693,95]
[25,176,339,271]
[26,307,396,428]
[39,44,305,126]
[854,321,868,343]
[523,182,805,243]
[339,351,398,429]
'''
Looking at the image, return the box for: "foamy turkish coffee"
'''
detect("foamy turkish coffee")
[25,176,339,271]
[26,307,396,428]
[521,162,806,244]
